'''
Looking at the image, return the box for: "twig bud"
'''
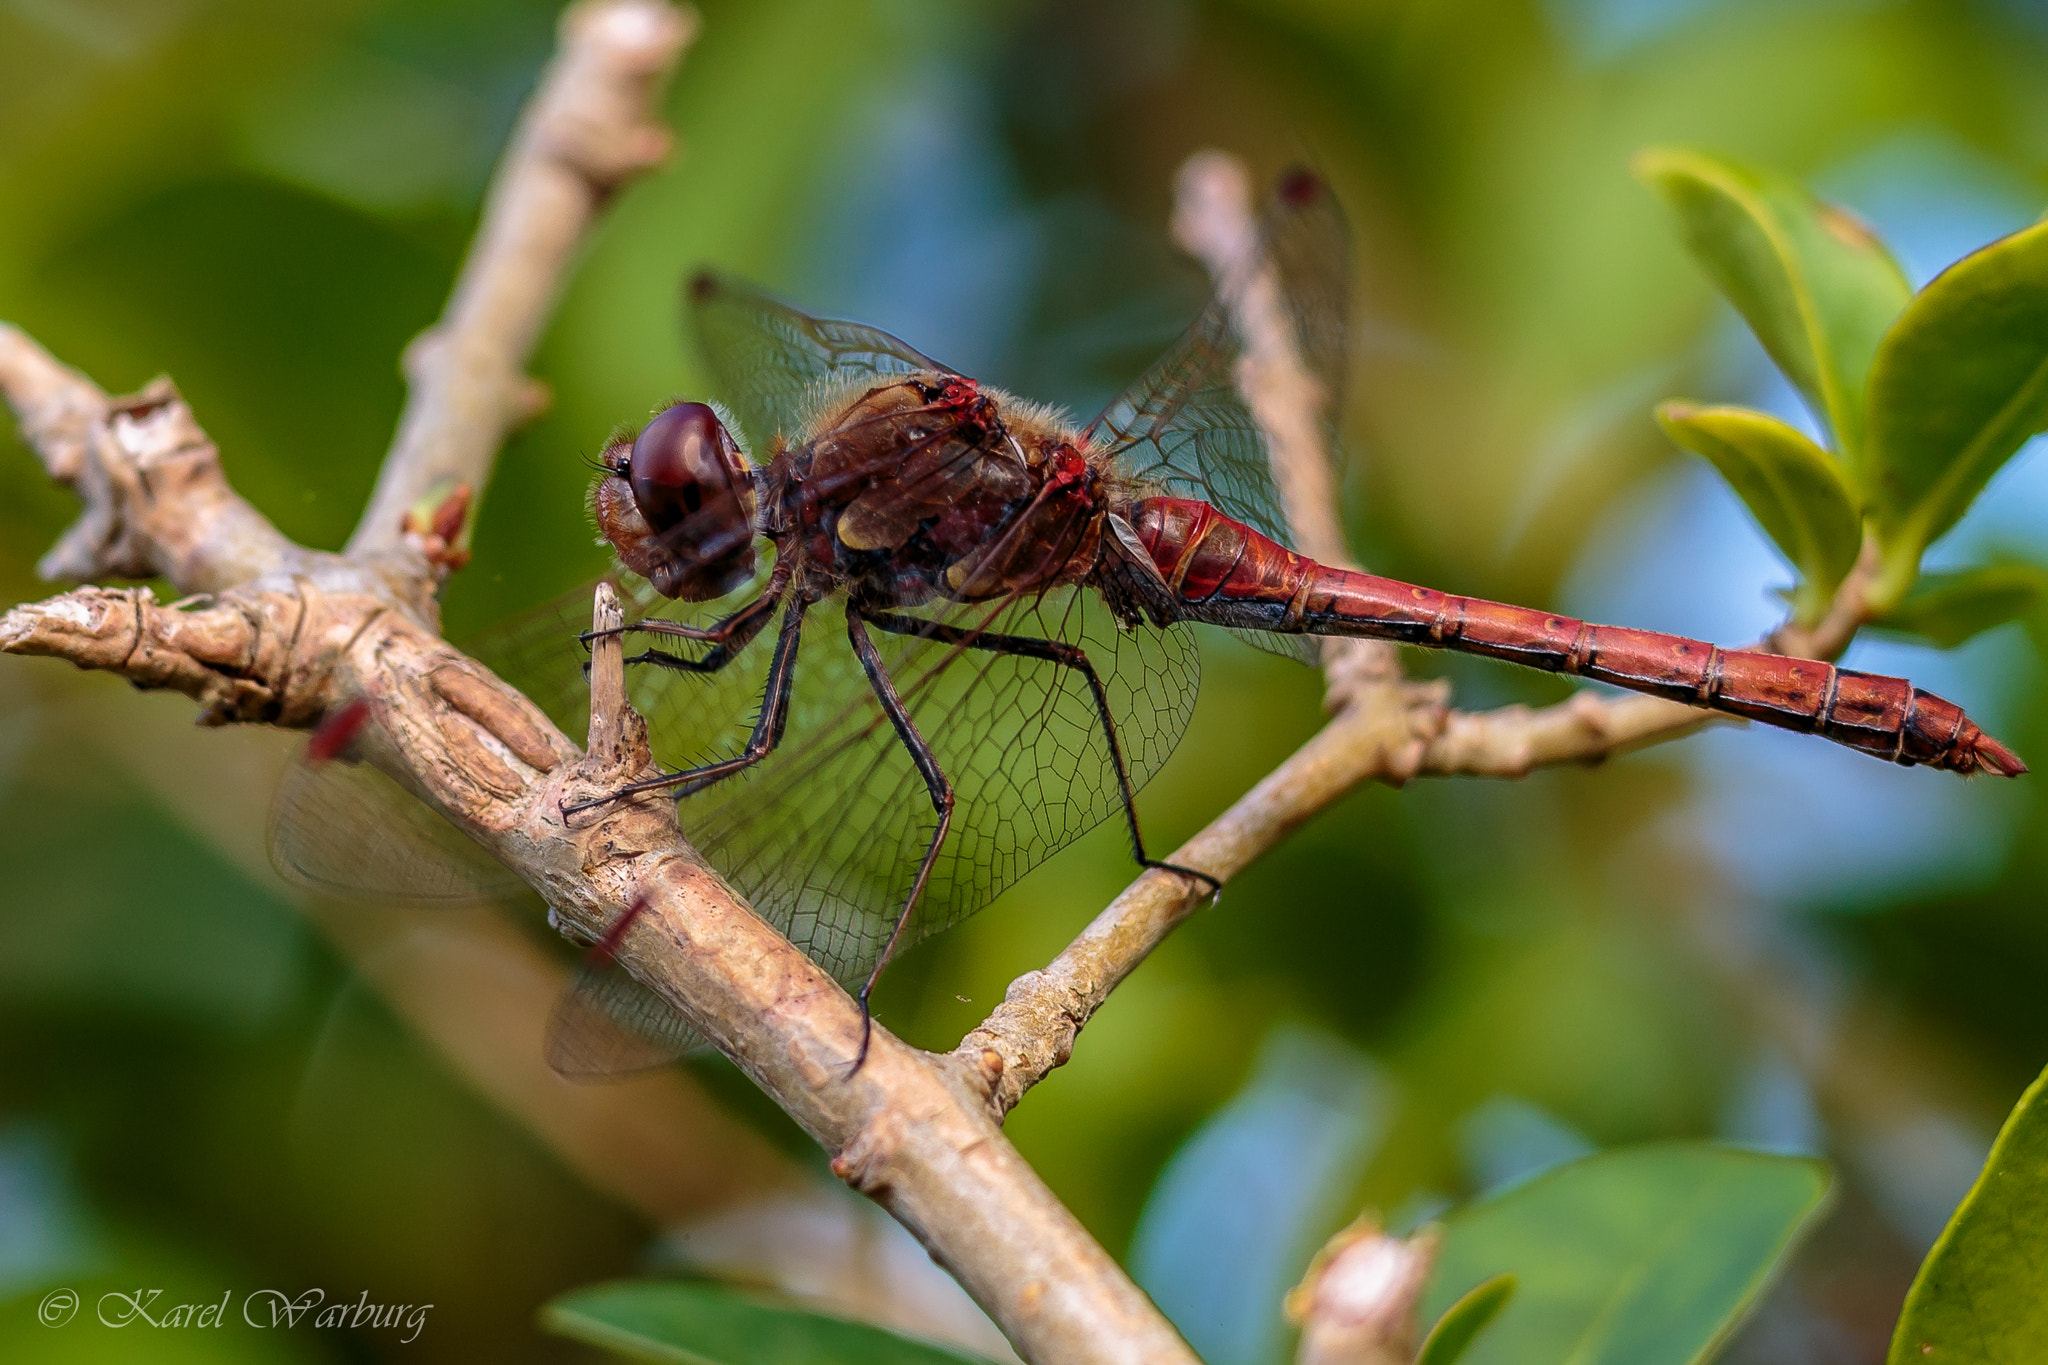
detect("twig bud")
[1286,1217,1440,1365]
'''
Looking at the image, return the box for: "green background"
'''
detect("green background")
[3,0,2046,1361]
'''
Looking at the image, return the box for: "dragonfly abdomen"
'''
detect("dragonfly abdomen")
[1130,496,2024,777]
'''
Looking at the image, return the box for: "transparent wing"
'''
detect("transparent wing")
[546,939,705,1080]
[268,721,527,907]
[1090,169,1351,665]
[484,578,1200,985]
[679,590,1201,985]
[687,269,954,454]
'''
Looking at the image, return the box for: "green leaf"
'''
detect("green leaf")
[1418,1274,1516,1365]
[1656,401,1864,618]
[1635,147,1911,463]
[1889,1065,2048,1364]
[1864,218,2048,604]
[542,1281,996,1365]
[1867,563,2047,648]
[1422,1144,1832,1365]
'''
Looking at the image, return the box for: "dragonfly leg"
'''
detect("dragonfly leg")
[581,563,792,670]
[860,611,1220,902]
[619,590,786,676]
[560,597,809,817]
[844,607,956,1076]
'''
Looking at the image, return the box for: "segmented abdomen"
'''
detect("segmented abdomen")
[1130,497,2023,777]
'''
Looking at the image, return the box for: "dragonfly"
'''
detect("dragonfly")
[273,169,2023,1077]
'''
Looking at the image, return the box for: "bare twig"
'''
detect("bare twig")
[349,0,691,568]
[0,332,387,602]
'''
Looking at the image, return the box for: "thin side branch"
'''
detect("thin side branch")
[0,336,324,590]
[957,698,1423,1114]
[349,0,692,564]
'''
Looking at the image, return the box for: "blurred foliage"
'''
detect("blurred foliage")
[543,1280,995,1364]
[1422,1145,1831,1365]
[5,0,2048,1361]
[1887,1064,2048,1364]
[1416,1274,1515,1365]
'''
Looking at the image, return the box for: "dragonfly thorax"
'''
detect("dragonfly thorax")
[778,373,1109,610]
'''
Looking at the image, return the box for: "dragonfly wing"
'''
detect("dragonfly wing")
[1266,168,1351,412]
[468,573,1200,1064]
[1093,169,1351,667]
[687,269,954,456]
[266,565,768,907]
[546,954,704,1080]
[679,590,1200,988]
[268,738,527,907]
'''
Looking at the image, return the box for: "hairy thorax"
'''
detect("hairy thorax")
[774,372,1110,608]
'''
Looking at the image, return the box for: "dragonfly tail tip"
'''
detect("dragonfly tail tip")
[1969,732,2027,778]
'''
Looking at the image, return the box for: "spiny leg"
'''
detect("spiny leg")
[844,607,955,1075]
[861,610,1220,901]
[618,588,784,676]
[562,596,810,817]
[580,562,791,674]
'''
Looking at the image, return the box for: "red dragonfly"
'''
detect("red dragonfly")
[274,171,2022,1076]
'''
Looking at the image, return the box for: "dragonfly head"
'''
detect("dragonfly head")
[595,400,760,601]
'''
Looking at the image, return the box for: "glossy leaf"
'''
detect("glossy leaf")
[1888,1066,2048,1364]
[1867,563,2047,649]
[1422,1144,1832,1365]
[1417,1274,1516,1365]
[542,1281,995,1365]
[1864,218,2048,603]
[1657,401,1863,617]
[1635,147,1911,462]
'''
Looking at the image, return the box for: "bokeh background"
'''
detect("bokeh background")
[3,0,2046,1361]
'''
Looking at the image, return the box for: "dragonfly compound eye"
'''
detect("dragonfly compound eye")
[603,400,758,600]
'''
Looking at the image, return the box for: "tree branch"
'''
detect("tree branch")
[348,0,691,568]
[0,333,385,600]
